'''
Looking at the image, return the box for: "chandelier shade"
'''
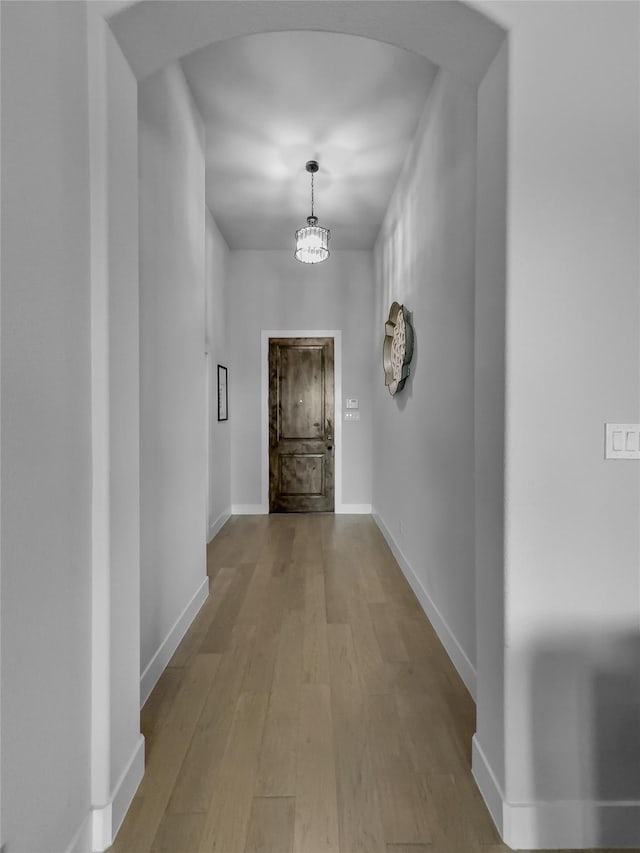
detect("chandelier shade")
[295,216,330,264]
[295,161,330,264]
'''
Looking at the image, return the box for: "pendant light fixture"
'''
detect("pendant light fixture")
[294,160,330,264]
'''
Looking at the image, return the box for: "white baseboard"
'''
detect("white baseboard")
[372,510,476,700]
[472,735,504,836]
[231,503,267,515]
[473,734,640,848]
[92,734,145,852]
[208,508,231,542]
[109,734,145,844]
[504,797,640,849]
[336,503,372,514]
[140,576,209,707]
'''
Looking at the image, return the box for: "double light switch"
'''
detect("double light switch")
[605,424,640,459]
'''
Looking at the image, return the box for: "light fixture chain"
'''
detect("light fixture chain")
[295,159,329,264]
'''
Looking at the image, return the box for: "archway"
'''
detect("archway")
[89,3,508,848]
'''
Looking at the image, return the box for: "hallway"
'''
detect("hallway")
[110,514,501,852]
[109,514,638,853]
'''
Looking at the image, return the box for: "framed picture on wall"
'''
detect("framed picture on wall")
[217,365,228,421]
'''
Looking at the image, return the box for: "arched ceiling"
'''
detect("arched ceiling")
[109,2,504,85]
[108,1,505,250]
[180,31,438,249]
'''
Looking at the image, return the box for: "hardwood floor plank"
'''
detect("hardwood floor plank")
[440,689,475,766]
[150,812,206,852]
[197,691,269,853]
[235,560,273,625]
[271,556,305,611]
[418,773,478,847]
[391,616,458,692]
[355,554,387,604]
[200,563,256,653]
[323,549,351,624]
[365,693,431,844]
[327,623,361,691]
[328,624,386,853]
[301,566,330,684]
[272,607,305,693]
[348,595,389,694]
[454,771,504,845]
[141,656,219,762]
[255,609,304,796]
[398,613,454,666]
[240,607,281,693]
[230,516,271,563]
[369,544,422,615]
[395,689,468,775]
[205,518,237,575]
[368,602,409,662]
[370,766,433,845]
[292,514,323,562]
[319,514,340,550]
[168,624,256,814]
[169,567,236,667]
[385,659,451,695]
[272,524,295,564]
[140,665,185,762]
[294,683,340,853]
[112,654,220,853]
[244,797,295,853]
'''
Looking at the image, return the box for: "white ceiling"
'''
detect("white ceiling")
[180,31,438,250]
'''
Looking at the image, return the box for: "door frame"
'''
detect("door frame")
[261,329,342,513]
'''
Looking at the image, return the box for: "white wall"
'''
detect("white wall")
[103,22,142,822]
[1,4,93,850]
[227,250,374,512]
[472,2,640,847]
[373,69,478,695]
[87,8,144,848]
[205,211,231,539]
[473,35,508,802]
[138,62,208,701]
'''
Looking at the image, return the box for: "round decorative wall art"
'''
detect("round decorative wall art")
[383,301,414,396]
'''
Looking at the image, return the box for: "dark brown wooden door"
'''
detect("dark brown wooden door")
[269,337,334,513]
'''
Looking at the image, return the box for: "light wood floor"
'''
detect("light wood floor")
[109,515,626,853]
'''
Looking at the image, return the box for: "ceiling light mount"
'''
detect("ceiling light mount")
[295,160,330,264]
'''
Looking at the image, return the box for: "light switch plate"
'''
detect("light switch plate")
[605,423,640,459]
[344,411,360,421]
[346,398,359,409]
